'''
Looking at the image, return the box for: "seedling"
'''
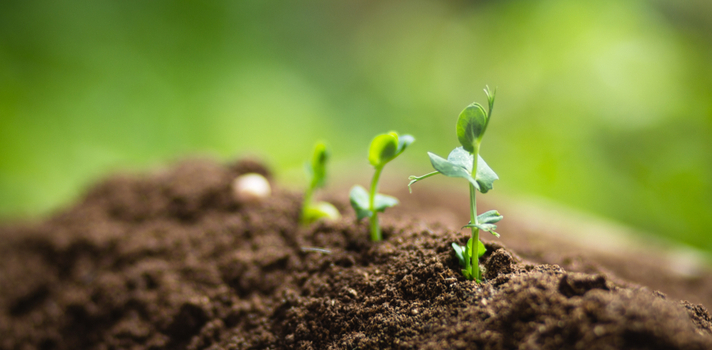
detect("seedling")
[409,87,502,282]
[301,141,341,224]
[350,131,414,241]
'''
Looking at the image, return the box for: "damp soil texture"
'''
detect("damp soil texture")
[1,159,712,350]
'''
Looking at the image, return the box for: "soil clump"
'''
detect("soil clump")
[1,158,711,349]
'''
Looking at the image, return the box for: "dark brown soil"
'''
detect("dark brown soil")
[1,158,712,350]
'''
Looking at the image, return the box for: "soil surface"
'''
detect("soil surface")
[2,158,712,350]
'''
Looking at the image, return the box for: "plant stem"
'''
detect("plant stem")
[408,171,440,192]
[369,166,384,241]
[300,187,314,223]
[468,183,480,281]
[469,144,481,281]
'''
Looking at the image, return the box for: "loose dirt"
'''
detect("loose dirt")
[1,159,711,349]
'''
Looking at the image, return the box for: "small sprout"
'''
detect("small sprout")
[409,86,502,282]
[451,238,486,280]
[301,141,341,224]
[350,131,414,241]
[232,173,271,202]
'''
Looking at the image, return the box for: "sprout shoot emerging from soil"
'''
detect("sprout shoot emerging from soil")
[350,131,414,241]
[301,141,341,224]
[409,87,502,282]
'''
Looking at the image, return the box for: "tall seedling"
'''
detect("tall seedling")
[409,87,502,282]
[350,132,414,241]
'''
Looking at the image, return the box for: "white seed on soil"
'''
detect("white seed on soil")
[232,173,271,202]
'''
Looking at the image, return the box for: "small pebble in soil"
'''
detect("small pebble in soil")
[232,173,271,202]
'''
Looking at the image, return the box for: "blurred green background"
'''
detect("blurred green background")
[1,1,711,251]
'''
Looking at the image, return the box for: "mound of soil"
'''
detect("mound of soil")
[1,159,711,350]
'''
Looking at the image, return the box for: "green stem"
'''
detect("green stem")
[369,166,384,241]
[300,186,314,223]
[408,171,440,192]
[468,183,480,281]
[469,143,481,281]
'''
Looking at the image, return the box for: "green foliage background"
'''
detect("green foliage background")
[1,1,711,251]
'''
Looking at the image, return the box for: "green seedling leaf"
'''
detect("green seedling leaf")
[474,156,498,194]
[427,152,480,189]
[446,147,498,194]
[477,210,503,224]
[484,85,496,118]
[397,134,415,154]
[477,224,499,237]
[373,193,399,212]
[424,149,499,193]
[452,239,486,268]
[349,187,397,221]
[308,141,329,189]
[368,132,414,168]
[456,102,488,153]
[368,132,398,167]
[302,201,341,224]
[463,222,500,238]
[452,242,466,267]
[444,146,472,170]
[476,239,487,258]
[349,185,371,220]
[409,146,498,193]
[465,237,486,258]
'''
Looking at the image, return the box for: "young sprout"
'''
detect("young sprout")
[409,87,502,282]
[350,131,414,241]
[301,141,341,224]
